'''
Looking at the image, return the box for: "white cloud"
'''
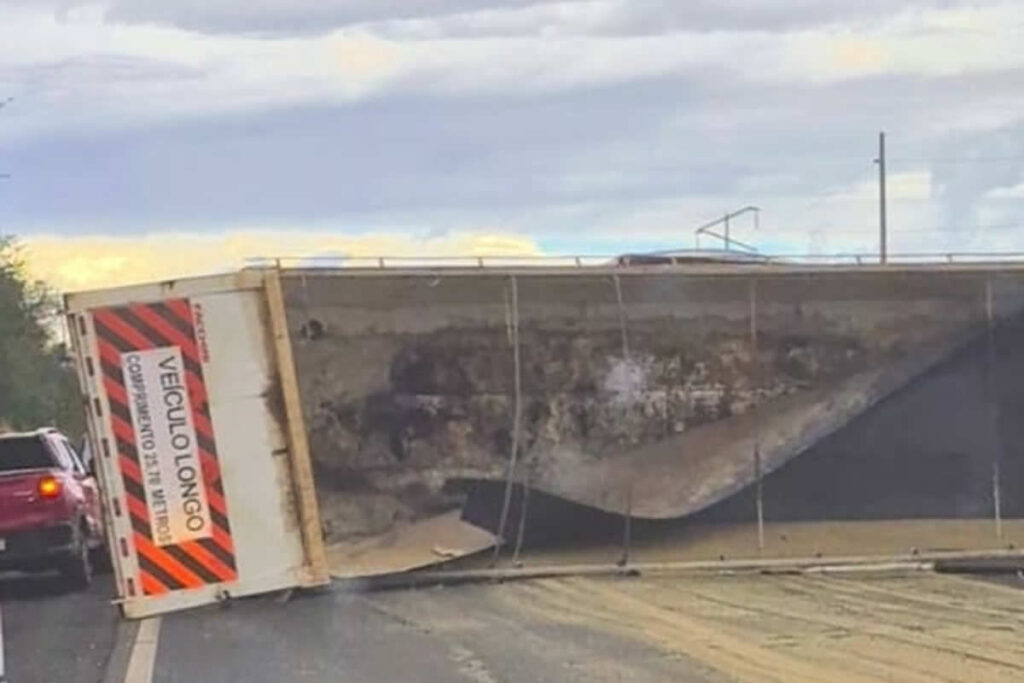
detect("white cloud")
[987,181,1024,199]
[2,0,1024,265]
[828,170,932,202]
[22,230,542,292]
[23,0,998,38]
[2,2,1023,142]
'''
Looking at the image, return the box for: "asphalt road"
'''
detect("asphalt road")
[7,568,1024,682]
[0,572,717,683]
[151,583,716,683]
[0,572,120,683]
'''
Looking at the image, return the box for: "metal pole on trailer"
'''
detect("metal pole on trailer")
[612,273,634,566]
[750,279,765,551]
[618,483,633,567]
[985,277,1003,542]
[512,472,531,567]
[492,275,522,566]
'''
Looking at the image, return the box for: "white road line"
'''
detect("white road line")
[0,602,6,682]
[123,617,161,683]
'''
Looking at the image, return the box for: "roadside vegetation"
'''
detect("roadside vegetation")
[0,235,84,435]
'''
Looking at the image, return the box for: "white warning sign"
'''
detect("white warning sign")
[122,347,212,547]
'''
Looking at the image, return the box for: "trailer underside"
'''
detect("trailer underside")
[276,265,1024,576]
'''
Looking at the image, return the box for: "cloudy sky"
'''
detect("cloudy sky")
[1,0,1023,290]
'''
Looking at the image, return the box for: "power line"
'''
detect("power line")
[768,224,1024,235]
[891,155,1024,164]
[580,155,1024,172]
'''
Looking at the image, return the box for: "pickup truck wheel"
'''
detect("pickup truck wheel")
[60,529,94,591]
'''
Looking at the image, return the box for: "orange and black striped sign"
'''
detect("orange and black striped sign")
[93,298,237,595]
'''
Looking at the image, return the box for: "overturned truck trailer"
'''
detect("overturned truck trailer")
[67,262,1024,616]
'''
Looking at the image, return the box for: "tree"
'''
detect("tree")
[0,235,84,434]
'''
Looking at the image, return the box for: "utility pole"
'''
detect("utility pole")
[875,131,888,264]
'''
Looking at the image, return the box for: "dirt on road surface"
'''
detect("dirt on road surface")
[493,572,1024,682]
[10,519,1024,682]
[75,567,1024,682]
[467,519,1024,570]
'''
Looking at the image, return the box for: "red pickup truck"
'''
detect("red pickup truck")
[0,428,104,589]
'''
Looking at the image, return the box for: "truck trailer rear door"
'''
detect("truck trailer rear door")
[66,271,327,618]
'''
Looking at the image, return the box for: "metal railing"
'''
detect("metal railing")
[244,250,1024,271]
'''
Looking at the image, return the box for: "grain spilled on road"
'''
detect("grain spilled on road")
[499,573,1024,682]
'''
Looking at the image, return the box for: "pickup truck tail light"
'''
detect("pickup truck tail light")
[38,475,62,499]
